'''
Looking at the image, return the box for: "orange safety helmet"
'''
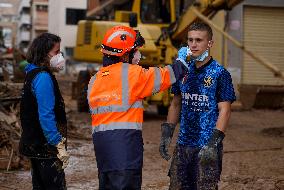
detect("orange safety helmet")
[101,25,145,56]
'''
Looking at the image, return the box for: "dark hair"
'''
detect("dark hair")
[188,22,213,40]
[26,33,61,66]
[102,54,120,67]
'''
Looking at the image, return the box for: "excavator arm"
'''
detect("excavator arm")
[171,0,244,41]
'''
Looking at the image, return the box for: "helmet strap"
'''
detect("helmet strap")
[128,49,136,64]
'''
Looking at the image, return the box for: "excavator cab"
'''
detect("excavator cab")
[140,0,171,24]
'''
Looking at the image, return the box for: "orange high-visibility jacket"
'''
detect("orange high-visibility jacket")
[88,62,176,133]
[88,62,176,172]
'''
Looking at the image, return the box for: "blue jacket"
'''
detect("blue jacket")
[24,64,62,145]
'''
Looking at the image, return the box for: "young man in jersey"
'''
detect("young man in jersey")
[159,22,236,189]
[87,25,187,190]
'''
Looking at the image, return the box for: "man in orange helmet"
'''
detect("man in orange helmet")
[87,25,187,189]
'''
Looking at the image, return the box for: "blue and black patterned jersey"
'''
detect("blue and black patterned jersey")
[172,58,236,148]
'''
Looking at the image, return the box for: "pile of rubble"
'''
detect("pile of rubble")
[0,82,29,170]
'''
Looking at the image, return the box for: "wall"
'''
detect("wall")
[48,0,87,56]
[31,0,48,39]
[87,0,100,16]
[210,10,225,65]
[226,0,284,91]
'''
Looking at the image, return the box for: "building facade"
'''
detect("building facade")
[48,0,87,57]
[30,0,48,39]
[225,0,284,108]
[17,0,31,53]
[0,0,19,49]
[226,0,284,87]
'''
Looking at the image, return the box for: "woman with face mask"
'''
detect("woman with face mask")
[19,33,69,190]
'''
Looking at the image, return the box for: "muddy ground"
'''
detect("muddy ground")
[0,76,283,190]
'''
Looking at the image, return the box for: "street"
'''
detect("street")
[1,91,283,189]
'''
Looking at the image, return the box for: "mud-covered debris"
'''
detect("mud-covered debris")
[0,78,26,170]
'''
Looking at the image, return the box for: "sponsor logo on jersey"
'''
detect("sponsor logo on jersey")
[204,76,213,87]
[182,93,209,112]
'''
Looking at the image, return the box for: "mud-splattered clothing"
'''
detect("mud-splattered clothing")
[19,64,67,190]
[169,57,235,190]
[169,143,223,190]
[30,158,66,190]
[19,64,67,158]
[171,58,236,147]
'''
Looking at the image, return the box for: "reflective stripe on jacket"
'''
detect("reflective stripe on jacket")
[88,62,176,132]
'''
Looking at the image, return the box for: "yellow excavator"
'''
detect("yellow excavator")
[72,0,244,113]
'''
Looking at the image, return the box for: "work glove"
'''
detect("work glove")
[159,122,176,161]
[56,137,70,169]
[170,59,188,81]
[198,129,225,166]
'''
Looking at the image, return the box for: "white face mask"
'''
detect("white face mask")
[191,49,209,62]
[49,53,65,70]
[132,50,141,64]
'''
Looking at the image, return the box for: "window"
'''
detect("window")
[65,47,74,57]
[141,0,171,24]
[36,5,48,12]
[66,8,86,25]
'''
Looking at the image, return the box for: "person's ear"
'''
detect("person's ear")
[207,40,214,49]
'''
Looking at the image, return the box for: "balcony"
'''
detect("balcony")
[34,11,48,27]
[19,31,30,41]
[18,0,30,11]
[20,14,31,25]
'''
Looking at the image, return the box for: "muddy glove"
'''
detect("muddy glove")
[56,137,70,169]
[170,59,188,81]
[198,129,225,166]
[159,123,176,161]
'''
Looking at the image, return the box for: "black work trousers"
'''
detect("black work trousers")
[98,169,142,190]
[30,158,66,190]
